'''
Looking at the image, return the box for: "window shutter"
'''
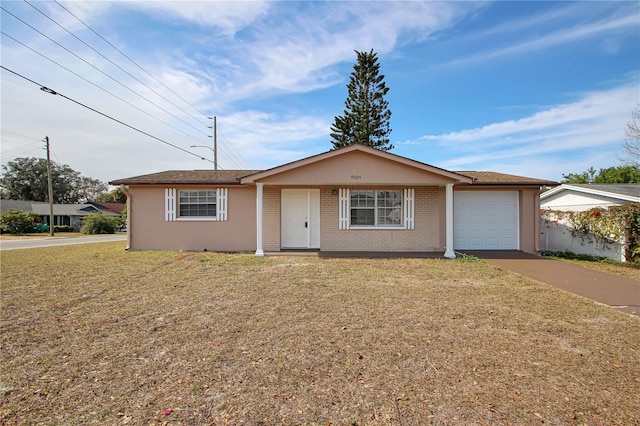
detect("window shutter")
[339,188,350,230]
[404,188,415,230]
[217,188,228,221]
[165,188,176,221]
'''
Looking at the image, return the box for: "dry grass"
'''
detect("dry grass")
[1,242,639,425]
[551,258,640,281]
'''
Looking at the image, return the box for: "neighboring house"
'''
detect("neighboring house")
[0,199,121,230]
[540,184,640,211]
[88,201,126,215]
[110,144,556,257]
[539,184,640,261]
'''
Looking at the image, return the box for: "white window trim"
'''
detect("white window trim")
[165,188,176,221]
[176,216,218,222]
[165,188,228,222]
[404,188,415,230]
[339,188,350,229]
[338,188,414,230]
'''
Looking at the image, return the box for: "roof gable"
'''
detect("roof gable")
[241,144,472,185]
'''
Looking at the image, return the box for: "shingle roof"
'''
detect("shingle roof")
[110,168,556,186]
[0,199,34,212]
[88,201,126,215]
[110,170,260,185]
[565,184,640,198]
[0,200,119,216]
[455,171,558,186]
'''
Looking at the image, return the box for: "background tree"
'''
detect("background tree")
[330,49,393,151]
[0,157,108,203]
[562,165,640,184]
[76,176,108,202]
[95,187,127,203]
[622,104,640,166]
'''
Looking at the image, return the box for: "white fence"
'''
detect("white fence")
[540,218,625,262]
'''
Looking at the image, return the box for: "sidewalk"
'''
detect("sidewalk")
[465,251,640,316]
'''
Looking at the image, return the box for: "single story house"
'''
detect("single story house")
[540,184,640,211]
[110,145,556,257]
[0,199,122,230]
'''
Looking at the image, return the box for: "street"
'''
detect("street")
[0,234,127,251]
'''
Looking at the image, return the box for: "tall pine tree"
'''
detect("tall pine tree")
[330,49,393,151]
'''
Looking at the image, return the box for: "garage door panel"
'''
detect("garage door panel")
[454,191,519,250]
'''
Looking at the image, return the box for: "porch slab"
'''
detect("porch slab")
[266,251,445,258]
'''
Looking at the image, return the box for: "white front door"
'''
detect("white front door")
[281,189,320,249]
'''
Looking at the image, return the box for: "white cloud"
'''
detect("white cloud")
[416,79,639,179]
[200,1,481,102]
[432,7,639,69]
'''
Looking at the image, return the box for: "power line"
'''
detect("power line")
[53,0,211,120]
[0,31,211,147]
[1,6,210,138]
[3,4,252,170]
[50,0,254,169]
[217,127,253,169]
[0,65,214,163]
[23,0,210,132]
[1,129,41,141]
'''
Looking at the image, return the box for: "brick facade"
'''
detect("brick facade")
[262,186,442,252]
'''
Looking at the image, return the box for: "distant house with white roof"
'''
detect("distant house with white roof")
[540,184,640,261]
[0,200,122,230]
[540,184,640,211]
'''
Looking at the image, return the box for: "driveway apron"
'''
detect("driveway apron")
[464,251,640,316]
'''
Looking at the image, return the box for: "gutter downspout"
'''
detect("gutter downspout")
[120,185,131,250]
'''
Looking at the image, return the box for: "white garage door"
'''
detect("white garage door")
[454,191,519,250]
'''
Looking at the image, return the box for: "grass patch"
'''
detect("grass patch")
[1,242,639,425]
[543,250,640,281]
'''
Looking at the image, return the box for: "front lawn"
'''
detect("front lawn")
[1,242,638,425]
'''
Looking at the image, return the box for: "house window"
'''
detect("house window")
[350,190,402,227]
[179,190,217,217]
[165,188,228,222]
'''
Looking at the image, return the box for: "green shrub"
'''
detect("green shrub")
[81,214,121,234]
[0,209,40,234]
[53,225,74,233]
[541,250,611,263]
[33,223,49,233]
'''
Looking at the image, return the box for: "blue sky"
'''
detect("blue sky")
[1,1,638,184]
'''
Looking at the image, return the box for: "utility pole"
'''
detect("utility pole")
[213,116,217,171]
[195,116,217,169]
[208,116,218,170]
[44,136,54,237]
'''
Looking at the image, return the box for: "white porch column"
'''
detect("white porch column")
[255,183,265,257]
[444,183,456,259]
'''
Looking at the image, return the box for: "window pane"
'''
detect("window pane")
[179,190,217,217]
[351,191,375,207]
[351,208,374,225]
[378,206,401,225]
[377,191,402,225]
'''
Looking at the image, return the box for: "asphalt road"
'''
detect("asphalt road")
[0,234,127,251]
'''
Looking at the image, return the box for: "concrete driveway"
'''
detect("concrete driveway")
[465,251,640,316]
[0,234,127,251]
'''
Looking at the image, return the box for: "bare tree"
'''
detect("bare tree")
[622,104,640,166]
